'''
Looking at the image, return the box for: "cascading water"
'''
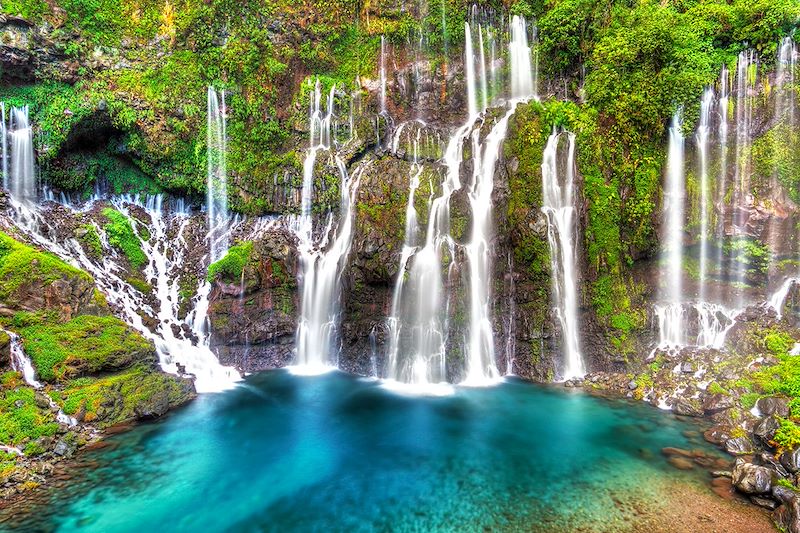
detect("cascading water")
[9,195,242,392]
[777,37,796,128]
[207,87,229,262]
[509,15,536,101]
[5,328,41,388]
[696,88,714,301]
[715,66,729,275]
[541,130,584,380]
[732,50,756,305]
[385,17,537,386]
[293,78,365,371]
[8,105,36,204]
[654,112,686,350]
[1,102,7,190]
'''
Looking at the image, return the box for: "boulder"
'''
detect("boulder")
[702,393,736,414]
[673,398,704,417]
[754,415,781,445]
[782,449,800,473]
[732,458,773,494]
[775,496,800,533]
[756,396,791,418]
[724,436,755,455]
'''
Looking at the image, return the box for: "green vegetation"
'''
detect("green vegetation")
[49,366,192,426]
[10,312,154,382]
[0,374,59,449]
[0,231,92,305]
[102,208,147,268]
[207,241,254,283]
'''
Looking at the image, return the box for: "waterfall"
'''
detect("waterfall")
[5,328,41,388]
[207,87,229,262]
[777,37,796,127]
[509,15,535,101]
[770,277,798,319]
[733,51,756,304]
[8,196,242,392]
[462,105,519,384]
[655,302,736,351]
[293,78,364,371]
[5,328,77,425]
[386,128,424,382]
[541,130,584,380]
[478,26,489,111]
[294,159,366,370]
[8,105,36,204]
[696,88,714,301]
[663,112,685,306]
[715,65,729,276]
[380,36,387,114]
[1,103,7,190]
[464,23,479,118]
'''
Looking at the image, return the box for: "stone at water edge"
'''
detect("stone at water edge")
[732,458,774,494]
[673,398,704,417]
[702,393,736,414]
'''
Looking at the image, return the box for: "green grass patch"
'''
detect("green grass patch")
[102,208,147,268]
[12,313,153,382]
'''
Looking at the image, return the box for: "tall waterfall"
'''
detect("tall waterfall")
[8,105,36,203]
[207,87,229,262]
[293,79,364,371]
[732,51,756,305]
[1,103,7,190]
[509,15,536,101]
[541,131,584,380]
[696,88,714,301]
[715,65,729,274]
[464,22,479,118]
[385,17,536,386]
[777,37,796,127]
[380,36,388,114]
[655,112,686,349]
[663,112,685,307]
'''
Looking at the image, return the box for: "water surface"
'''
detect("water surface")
[2,371,722,532]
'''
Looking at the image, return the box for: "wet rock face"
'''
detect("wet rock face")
[208,229,299,374]
[732,459,774,494]
[0,15,77,83]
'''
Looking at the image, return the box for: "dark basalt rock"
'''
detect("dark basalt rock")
[754,415,781,445]
[702,393,736,414]
[782,449,800,474]
[725,436,755,455]
[756,396,791,418]
[673,397,704,417]
[732,458,774,494]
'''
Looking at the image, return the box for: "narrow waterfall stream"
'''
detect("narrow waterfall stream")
[293,79,366,371]
[206,86,229,262]
[8,105,36,204]
[541,130,584,380]
[5,197,242,392]
[696,88,713,301]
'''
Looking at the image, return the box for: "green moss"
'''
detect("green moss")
[76,224,103,259]
[126,277,152,295]
[12,312,153,382]
[53,365,193,427]
[207,241,254,283]
[0,384,59,450]
[707,382,729,396]
[0,231,92,305]
[102,208,147,268]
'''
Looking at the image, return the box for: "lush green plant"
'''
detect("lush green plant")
[207,241,254,282]
[0,231,92,305]
[13,312,154,382]
[102,208,148,268]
